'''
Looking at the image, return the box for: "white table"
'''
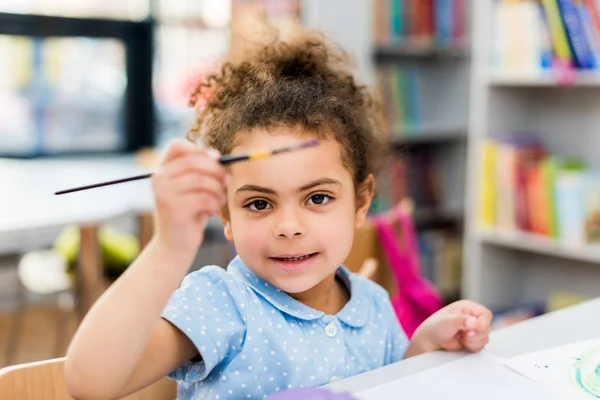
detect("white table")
[0,155,156,314]
[326,297,600,394]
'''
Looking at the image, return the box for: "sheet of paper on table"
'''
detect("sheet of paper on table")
[504,337,600,400]
[354,351,564,400]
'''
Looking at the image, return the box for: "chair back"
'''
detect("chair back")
[0,357,176,400]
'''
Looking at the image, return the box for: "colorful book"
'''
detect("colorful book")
[538,2,556,68]
[391,0,403,43]
[541,0,575,66]
[555,171,586,245]
[541,157,559,237]
[435,0,453,46]
[584,171,600,243]
[495,142,517,230]
[479,140,497,227]
[577,2,600,66]
[584,0,600,41]
[553,158,587,244]
[558,0,596,68]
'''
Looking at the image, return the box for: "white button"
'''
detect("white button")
[330,375,341,383]
[325,323,338,338]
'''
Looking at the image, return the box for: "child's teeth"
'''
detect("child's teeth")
[284,254,310,261]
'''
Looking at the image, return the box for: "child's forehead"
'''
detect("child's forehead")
[231,126,326,152]
[229,128,351,189]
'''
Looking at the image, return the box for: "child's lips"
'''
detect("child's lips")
[269,252,318,271]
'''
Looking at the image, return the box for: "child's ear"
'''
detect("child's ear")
[218,205,234,241]
[355,174,375,228]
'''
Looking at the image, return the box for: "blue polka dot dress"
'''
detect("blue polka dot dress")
[161,256,409,399]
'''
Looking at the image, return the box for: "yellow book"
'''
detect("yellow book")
[479,140,497,227]
[541,0,574,63]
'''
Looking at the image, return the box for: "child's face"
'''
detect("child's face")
[219,126,373,294]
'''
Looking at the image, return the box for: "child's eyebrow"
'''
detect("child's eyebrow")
[236,185,277,195]
[298,178,341,192]
[235,178,341,196]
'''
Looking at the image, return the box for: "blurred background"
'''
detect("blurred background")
[1,0,600,369]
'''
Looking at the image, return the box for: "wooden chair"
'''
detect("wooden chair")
[0,357,176,400]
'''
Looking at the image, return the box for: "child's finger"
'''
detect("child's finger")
[475,308,493,331]
[183,192,224,216]
[160,139,200,164]
[462,336,489,352]
[460,304,493,333]
[161,153,226,184]
[171,173,227,200]
[463,327,490,341]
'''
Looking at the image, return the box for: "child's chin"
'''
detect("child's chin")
[274,277,320,295]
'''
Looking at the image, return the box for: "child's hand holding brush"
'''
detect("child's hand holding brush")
[152,140,229,256]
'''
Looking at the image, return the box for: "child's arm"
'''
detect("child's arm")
[403,335,438,359]
[65,140,228,400]
[66,240,197,400]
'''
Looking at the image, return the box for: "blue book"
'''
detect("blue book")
[417,234,436,284]
[391,0,403,42]
[577,3,600,67]
[538,2,555,69]
[435,0,452,46]
[557,0,596,68]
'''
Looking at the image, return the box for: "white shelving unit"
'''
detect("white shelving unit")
[487,70,600,87]
[463,0,600,309]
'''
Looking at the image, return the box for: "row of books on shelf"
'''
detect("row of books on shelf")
[493,0,600,73]
[373,0,467,47]
[372,151,443,214]
[478,135,600,246]
[376,66,424,136]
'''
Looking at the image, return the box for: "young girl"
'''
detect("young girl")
[65,32,492,400]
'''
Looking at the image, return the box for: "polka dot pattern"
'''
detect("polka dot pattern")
[161,256,408,399]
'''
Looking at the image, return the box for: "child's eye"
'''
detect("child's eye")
[306,194,332,205]
[246,199,272,211]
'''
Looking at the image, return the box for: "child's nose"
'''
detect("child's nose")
[273,208,306,239]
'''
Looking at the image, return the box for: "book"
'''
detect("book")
[541,0,575,66]
[557,0,596,68]
[477,136,600,247]
[373,0,465,46]
[583,171,600,243]
[478,140,497,227]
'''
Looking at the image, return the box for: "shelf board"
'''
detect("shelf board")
[413,207,463,229]
[477,227,600,264]
[374,43,469,62]
[390,129,466,147]
[487,70,600,87]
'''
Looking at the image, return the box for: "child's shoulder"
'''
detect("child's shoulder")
[178,264,248,294]
[166,264,250,316]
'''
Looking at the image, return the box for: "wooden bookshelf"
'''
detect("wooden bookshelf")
[463,0,600,310]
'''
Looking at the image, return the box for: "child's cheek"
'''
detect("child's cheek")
[233,216,270,256]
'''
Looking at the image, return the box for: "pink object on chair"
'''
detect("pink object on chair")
[371,204,443,338]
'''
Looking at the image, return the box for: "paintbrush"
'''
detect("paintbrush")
[54,139,319,195]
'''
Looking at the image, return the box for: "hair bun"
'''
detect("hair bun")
[257,32,348,80]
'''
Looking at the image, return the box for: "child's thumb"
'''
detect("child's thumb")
[462,315,478,330]
[444,314,477,332]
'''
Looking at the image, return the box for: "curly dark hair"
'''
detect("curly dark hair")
[186,31,387,189]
